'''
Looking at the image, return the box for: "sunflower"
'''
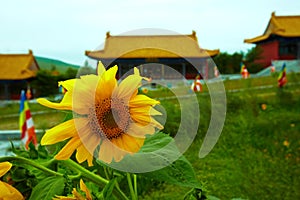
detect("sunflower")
[0,162,24,200]
[37,62,163,166]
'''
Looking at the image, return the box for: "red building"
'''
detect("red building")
[244,12,300,68]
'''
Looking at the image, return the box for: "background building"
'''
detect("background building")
[0,50,39,100]
[86,31,219,80]
[244,12,300,68]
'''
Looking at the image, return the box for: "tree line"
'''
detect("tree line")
[213,46,263,74]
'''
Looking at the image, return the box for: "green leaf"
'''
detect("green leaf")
[102,178,117,199]
[29,176,65,200]
[107,132,201,188]
[28,142,38,159]
[10,141,30,158]
[10,167,28,182]
[37,145,49,159]
[143,155,201,188]
[63,111,73,122]
[140,133,200,188]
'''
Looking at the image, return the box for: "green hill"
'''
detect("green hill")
[35,56,80,74]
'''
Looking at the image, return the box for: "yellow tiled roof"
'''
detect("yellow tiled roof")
[0,50,39,80]
[244,12,300,43]
[86,31,219,59]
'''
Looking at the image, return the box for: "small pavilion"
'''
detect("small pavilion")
[85,31,219,80]
[244,12,300,68]
[0,50,40,100]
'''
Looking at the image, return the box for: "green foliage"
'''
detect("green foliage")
[213,47,263,74]
[77,66,97,76]
[29,176,65,200]
[141,133,201,188]
[31,70,59,97]
[213,52,243,74]
[244,46,264,73]
[31,67,79,97]
[102,178,117,199]
[1,74,300,199]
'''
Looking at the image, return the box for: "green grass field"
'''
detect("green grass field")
[142,87,300,199]
[1,74,299,199]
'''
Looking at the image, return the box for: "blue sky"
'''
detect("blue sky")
[1,0,300,66]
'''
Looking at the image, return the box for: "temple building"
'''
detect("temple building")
[244,12,300,68]
[85,31,219,80]
[0,50,40,100]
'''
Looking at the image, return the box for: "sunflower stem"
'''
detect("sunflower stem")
[133,174,138,197]
[115,182,130,200]
[103,166,111,180]
[59,159,109,186]
[126,173,137,200]
[0,156,63,177]
[59,159,128,200]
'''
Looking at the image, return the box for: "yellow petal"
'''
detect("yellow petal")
[72,75,100,114]
[113,74,142,100]
[96,66,118,100]
[79,134,101,166]
[75,144,90,164]
[37,97,72,111]
[126,122,155,138]
[122,134,144,153]
[111,139,126,162]
[58,79,76,91]
[129,94,160,108]
[75,132,99,166]
[55,137,82,160]
[0,181,24,200]
[53,196,76,200]
[98,140,113,164]
[72,188,85,200]
[41,119,82,145]
[97,61,106,77]
[36,79,76,110]
[130,106,162,116]
[86,154,94,167]
[133,67,140,76]
[0,162,12,177]
[131,114,163,130]
[80,179,92,200]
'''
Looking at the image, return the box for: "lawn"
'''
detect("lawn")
[0,74,299,199]
[142,82,300,199]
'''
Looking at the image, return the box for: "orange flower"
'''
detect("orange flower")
[283,140,290,147]
[261,104,267,110]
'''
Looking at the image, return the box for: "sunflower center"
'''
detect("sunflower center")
[88,98,130,140]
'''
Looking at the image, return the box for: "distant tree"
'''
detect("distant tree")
[213,47,264,74]
[62,68,78,79]
[244,46,263,73]
[77,63,96,77]
[213,52,243,74]
[31,70,58,97]
[50,64,56,71]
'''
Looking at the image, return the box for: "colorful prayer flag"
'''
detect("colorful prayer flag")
[240,63,249,79]
[191,74,202,92]
[214,66,220,78]
[19,90,37,149]
[278,63,287,87]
